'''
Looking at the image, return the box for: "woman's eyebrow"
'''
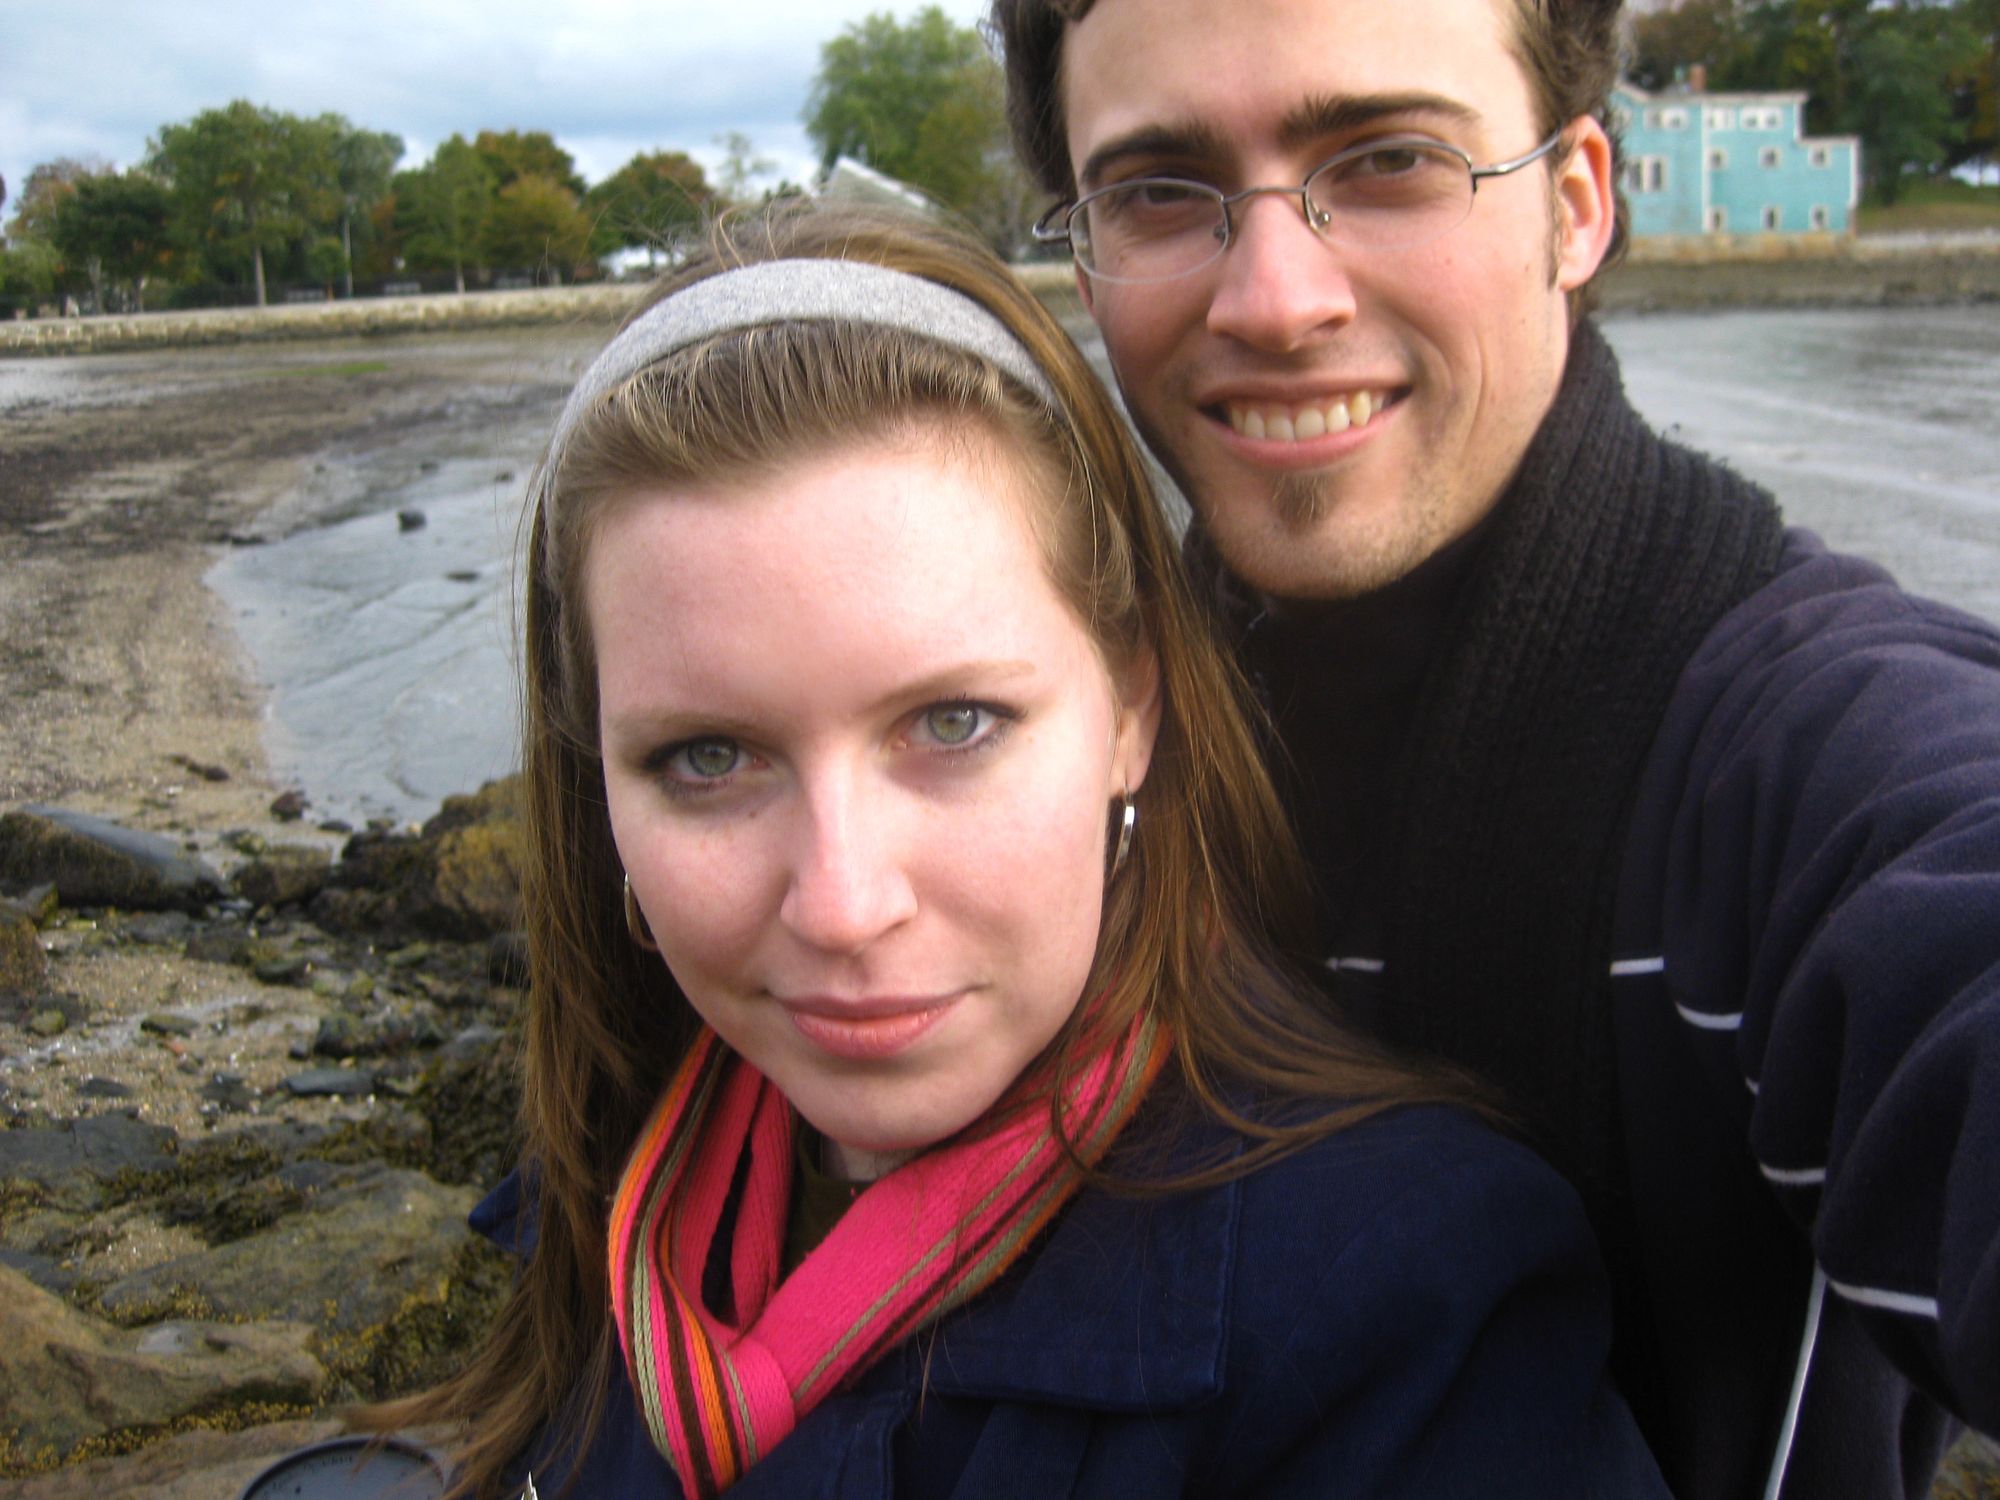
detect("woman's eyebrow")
[880,659,1039,710]
[1280,92,1484,151]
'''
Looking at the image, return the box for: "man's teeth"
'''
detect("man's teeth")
[1228,391,1385,441]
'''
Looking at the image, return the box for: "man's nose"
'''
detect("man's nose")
[1204,191,1359,353]
[778,776,919,954]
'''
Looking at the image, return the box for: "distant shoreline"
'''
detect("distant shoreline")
[5,238,1999,356]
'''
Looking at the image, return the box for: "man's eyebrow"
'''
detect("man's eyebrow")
[1280,92,1484,150]
[1077,94,1488,191]
[1078,119,1233,191]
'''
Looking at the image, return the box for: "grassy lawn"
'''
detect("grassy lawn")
[1858,177,2000,234]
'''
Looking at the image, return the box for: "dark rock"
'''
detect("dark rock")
[0,1114,177,1209]
[280,1067,375,1098]
[0,1245,78,1296]
[397,507,427,531]
[312,1013,365,1058]
[141,1012,200,1039]
[98,1164,477,1339]
[318,818,353,834]
[268,790,308,822]
[199,1073,254,1114]
[253,952,312,986]
[0,1265,323,1461]
[0,806,225,912]
[445,569,480,583]
[169,753,231,782]
[232,844,333,911]
[121,909,195,947]
[0,899,48,995]
[323,776,524,940]
[77,1076,134,1100]
[184,921,253,966]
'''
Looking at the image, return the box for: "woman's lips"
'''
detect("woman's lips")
[782,997,959,1060]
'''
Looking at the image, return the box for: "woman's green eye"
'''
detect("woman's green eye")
[925,705,982,745]
[679,739,741,778]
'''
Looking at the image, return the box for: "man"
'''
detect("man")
[988,1,2000,1496]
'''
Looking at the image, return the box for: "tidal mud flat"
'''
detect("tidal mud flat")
[0,328,606,1491]
[3,317,1997,1493]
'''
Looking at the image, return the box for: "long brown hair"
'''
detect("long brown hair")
[369,200,1471,1497]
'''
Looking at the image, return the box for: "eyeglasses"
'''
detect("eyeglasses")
[1033,129,1566,285]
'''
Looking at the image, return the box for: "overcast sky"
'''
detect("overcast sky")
[1,0,995,217]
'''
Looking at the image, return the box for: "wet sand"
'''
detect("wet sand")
[0,327,606,835]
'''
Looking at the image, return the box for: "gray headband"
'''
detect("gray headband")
[548,258,1057,465]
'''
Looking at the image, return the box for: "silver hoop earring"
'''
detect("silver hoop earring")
[1111,791,1136,877]
[622,874,659,953]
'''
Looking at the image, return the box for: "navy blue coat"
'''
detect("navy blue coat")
[1232,514,2000,1498]
[1605,530,2000,1497]
[483,1104,1669,1498]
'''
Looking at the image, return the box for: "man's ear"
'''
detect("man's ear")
[1555,114,1616,292]
[1113,646,1163,793]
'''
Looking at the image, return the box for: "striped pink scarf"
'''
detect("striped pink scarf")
[607,1011,1167,1497]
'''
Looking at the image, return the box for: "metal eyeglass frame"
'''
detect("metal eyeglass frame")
[1033,127,1567,284]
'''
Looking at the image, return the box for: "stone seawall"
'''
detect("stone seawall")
[0,283,641,357]
[5,243,1998,357]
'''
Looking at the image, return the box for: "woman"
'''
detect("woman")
[373,203,1667,1498]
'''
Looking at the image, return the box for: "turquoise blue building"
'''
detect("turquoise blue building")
[1610,83,1860,238]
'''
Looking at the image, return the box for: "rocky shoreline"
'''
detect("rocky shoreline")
[4,239,1999,359]
[0,783,524,1490]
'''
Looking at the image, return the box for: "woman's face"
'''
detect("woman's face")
[589,428,1158,1179]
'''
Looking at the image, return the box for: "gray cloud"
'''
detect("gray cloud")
[3,0,990,217]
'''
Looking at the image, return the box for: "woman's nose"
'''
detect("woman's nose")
[777,777,919,954]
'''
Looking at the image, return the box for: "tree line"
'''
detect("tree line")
[0,7,1033,319]
[1630,0,1998,203]
[0,109,733,316]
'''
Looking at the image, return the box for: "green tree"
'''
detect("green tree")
[148,101,338,306]
[474,129,586,197]
[320,116,403,297]
[398,135,495,293]
[0,239,62,315]
[51,170,174,310]
[1944,0,1999,175]
[484,172,594,282]
[585,149,714,263]
[1847,2,1971,200]
[803,6,1035,247]
[5,157,106,246]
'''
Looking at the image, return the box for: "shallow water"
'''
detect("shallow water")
[207,459,530,826]
[207,305,2000,826]
[1602,304,2000,626]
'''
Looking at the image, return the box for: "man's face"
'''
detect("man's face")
[1061,0,1613,600]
